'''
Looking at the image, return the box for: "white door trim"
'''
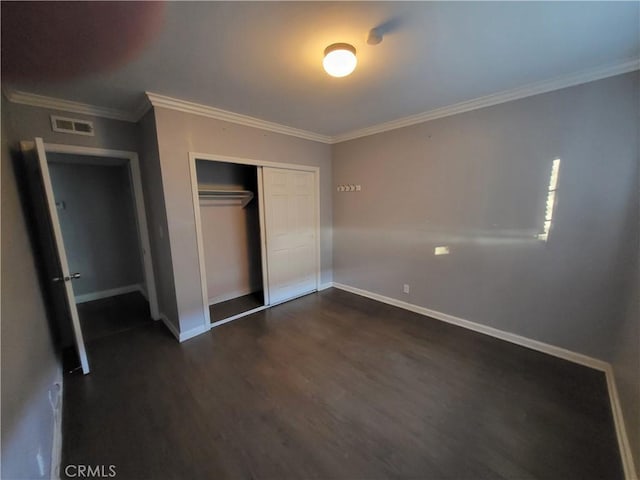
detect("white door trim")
[42,142,160,320]
[191,151,322,173]
[256,167,271,306]
[188,153,212,327]
[313,168,322,291]
[188,152,322,331]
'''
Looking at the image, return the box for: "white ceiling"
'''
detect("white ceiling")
[5,2,639,137]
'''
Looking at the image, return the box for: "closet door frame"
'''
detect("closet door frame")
[40,142,161,321]
[188,152,321,329]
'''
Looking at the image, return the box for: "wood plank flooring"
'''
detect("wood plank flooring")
[62,288,623,479]
[211,291,264,323]
[76,292,152,342]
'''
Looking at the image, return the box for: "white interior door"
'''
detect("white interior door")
[22,138,90,374]
[263,167,318,304]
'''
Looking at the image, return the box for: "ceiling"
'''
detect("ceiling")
[3,2,639,137]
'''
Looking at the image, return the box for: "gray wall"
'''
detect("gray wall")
[1,99,140,478]
[611,230,640,476]
[48,158,143,297]
[5,102,139,151]
[153,107,332,333]
[137,110,179,328]
[196,161,262,303]
[332,72,640,470]
[332,72,638,361]
[1,99,60,479]
[3,74,636,474]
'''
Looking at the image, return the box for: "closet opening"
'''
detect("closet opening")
[20,140,159,373]
[191,152,321,333]
[195,160,266,324]
[47,153,154,350]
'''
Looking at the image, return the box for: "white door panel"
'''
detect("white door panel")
[22,138,90,374]
[263,168,318,304]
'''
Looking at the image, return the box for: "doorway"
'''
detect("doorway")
[195,160,266,323]
[48,154,152,343]
[21,139,159,374]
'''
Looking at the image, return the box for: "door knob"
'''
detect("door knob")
[51,273,81,282]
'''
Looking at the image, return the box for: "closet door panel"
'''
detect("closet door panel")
[263,167,317,305]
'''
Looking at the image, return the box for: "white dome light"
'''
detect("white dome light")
[323,43,357,77]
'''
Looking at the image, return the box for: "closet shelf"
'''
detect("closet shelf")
[198,189,254,208]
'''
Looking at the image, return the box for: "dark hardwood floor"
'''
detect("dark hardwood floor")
[210,291,264,322]
[76,292,152,342]
[62,288,623,479]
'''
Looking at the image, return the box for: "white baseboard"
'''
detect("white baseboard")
[331,282,636,479]
[49,366,63,480]
[159,313,211,343]
[604,365,638,480]
[179,323,211,342]
[74,284,143,304]
[159,313,180,341]
[318,282,333,291]
[332,282,608,371]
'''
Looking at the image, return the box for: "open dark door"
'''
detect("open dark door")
[21,138,90,374]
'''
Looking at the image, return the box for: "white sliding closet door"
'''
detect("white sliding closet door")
[263,167,317,304]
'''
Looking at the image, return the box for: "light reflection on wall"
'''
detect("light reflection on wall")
[538,158,561,241]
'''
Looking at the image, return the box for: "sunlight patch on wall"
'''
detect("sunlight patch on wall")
[538,158,561,242]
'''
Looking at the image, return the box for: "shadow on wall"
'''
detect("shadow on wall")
[47,159,144,298]
[2,145,63,479]
[340,155,561,248]
[244,169,263,293]
[10,145,70,350]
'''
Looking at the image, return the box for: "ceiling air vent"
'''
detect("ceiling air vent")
[50,115,94,136]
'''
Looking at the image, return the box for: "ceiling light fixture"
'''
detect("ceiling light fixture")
[323,43,357,78]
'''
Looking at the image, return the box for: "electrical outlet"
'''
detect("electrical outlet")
[403,284,410,294]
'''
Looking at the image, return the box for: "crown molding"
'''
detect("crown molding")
[3,88,138,122]
[132,96,153,122]
[332,58,640,143]
[4,58,637,143]
[145,92,332,144]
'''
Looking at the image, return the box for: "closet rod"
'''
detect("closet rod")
[198,189,254,208]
